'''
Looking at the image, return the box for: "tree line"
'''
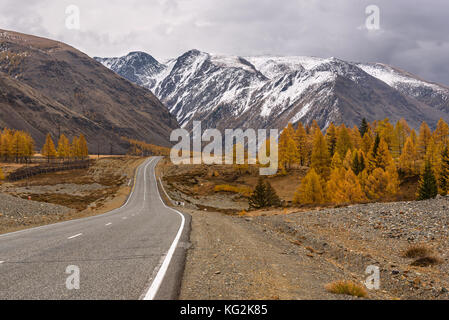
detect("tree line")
[42,133,89,162]
[122,137,170,157]
[0,128,34,163]
[275,118,449,205]
[0,128,89,163]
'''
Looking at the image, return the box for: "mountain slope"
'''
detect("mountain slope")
[96,50,449,131]
[0,30,178,153]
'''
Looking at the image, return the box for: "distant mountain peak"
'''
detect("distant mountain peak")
[95,50,449,131]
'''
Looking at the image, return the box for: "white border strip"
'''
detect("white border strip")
[158,177,175,205]
[143,158,186,300]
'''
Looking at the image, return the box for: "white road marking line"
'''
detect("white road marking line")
[105,223,112,226]
[67,233,82,240]
[122,217,127,220]
[143,158,186,300]
[0,261,4,265]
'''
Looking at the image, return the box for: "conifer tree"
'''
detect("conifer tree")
[326,168,366,204]
[295,123,309,166]
[279,123,297,170]
[359,118,369,138]
[417,160,438,200]
[293,169,325,205]
[249,178,268,209]
[310,129,331,177]
[343,149,353,170]
[417,122,432,160]
[42,133,57,163]
[361,131,373,155]
[392,119,409,158]
[331,152,343,170]
[385,163,400,195]
[350,125,363,150]
[438,147,449,195]
[265,181,281,207]
[433,118,449,146]
[249,178,281,209]
[363,168,389,200]
[57,134,70,161]
[78,134,89,160]
[399,136,419,176]
[351,150,366,175]
[336,124,353,158]
[325,123,338,157]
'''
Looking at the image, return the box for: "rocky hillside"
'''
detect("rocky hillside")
[96,50,449,131]
[0,30,179,153]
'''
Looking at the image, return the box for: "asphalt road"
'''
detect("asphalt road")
[0,157,190,300]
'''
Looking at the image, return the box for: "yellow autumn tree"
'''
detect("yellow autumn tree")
[41,133,57,163]
[0,167,4,181]
[335,124,353,158]
[310,129,331,177]
[385,163,400,195]
[361,130,374,155]
[294,122,309,166]
[399,136,419,176]
[293,169,325,205]
[368,136,393,171]
[391,119,411,159]
[343,149,353,170]
[78,134,89,160]
[417,122,432,160]
[326,168,366,204]
[433,118,449,146]
[363,168,389,200]
[57,134,71,161]
[279,123,297,170]
[330,152,343,170]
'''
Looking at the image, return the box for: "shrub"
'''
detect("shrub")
[410,256,442,267]
[325,280,368,298]
[403,245,432,259]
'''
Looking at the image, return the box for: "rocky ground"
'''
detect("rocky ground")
[176,194,449,300]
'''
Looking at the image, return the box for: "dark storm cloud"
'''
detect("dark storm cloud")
[0,0,448,85]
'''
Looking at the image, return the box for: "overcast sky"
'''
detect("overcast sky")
[1,0,448,85]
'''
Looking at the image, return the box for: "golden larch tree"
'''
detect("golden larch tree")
[310,129,331,177]
[42,133,57,163]
[293,169,325,205]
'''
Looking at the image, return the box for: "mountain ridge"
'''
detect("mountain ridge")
[0,29,179,153]
[95,50,449,131]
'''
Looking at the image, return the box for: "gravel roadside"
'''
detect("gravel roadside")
[179,196,449,300]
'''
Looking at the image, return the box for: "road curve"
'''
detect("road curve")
[0,157,190,300]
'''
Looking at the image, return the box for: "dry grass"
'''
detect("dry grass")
[325,280,368,298]
[214,184,253,197]
[403,244,433,258]
[410,256,442,267]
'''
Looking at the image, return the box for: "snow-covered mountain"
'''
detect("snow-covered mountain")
[95,50,449,131]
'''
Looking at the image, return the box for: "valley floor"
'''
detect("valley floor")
[0,157,144,234]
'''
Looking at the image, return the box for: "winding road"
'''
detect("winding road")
[0,157,190,300]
